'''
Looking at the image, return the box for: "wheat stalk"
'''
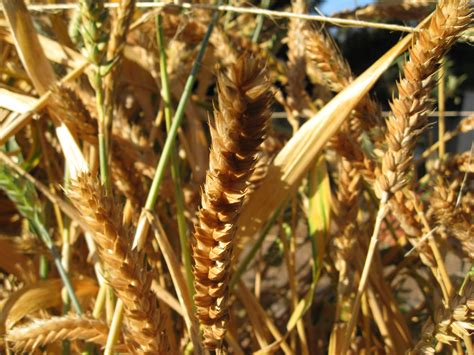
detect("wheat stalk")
[192,55,271,350]
[67,173,167,353]
[6,315,125,353]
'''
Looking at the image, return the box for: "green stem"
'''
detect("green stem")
[39,254,48,280]
[133,0,221,249]
[94,74,111,195]
[34,220,83,314]
[251,0,271,43]
[156,13,195,298]
[105,3,222,351]
[144,6,220,211]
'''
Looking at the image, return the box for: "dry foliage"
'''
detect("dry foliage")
[0,0,472,354]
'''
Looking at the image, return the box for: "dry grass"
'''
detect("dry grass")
[0,0,472,354]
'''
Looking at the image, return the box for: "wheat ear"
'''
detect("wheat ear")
[68,173,167,353]
[413,279,474,353]
[375,0,471,197]
[50,84,98,145]
[342,0,470,352]
[432,181,474,259]
[6,315,124,353]
[192,56,271,350]
[286,0,313,118]
[343,1,472,351]
[304,26,383,136]
[103,0,136,137]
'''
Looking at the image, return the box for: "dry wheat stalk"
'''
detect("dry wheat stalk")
[192,56,271,350]
[68,173,167,353]
[5,315,124,353]
[375,0,471,198]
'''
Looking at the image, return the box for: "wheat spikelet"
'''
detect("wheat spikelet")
[286,0,313,118]
[432,181,474,259]
[412,280,474,353]
[103,0,136,131]
[6,315,125,353]
[106,0,135,64]
[304,27,383,134]
[192,56,271,350]
[50,84,98,144]
[78,0,108,71]
[110,154,146,217]
[330,157,361,323]
[336,0,433,21]
[68,173,167,353]
[375,0,472,198]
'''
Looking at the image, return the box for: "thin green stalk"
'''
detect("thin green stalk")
[34,218,84,315]
[95,75,110,194]
[251,0,270,43]
[39,255,48,280]
[229,207,281,291]
[105,4,221,351]
[156,13,194,297]
[132,1,222,250]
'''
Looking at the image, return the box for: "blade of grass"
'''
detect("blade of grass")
[251,0,271,43]
[286,155,331,332]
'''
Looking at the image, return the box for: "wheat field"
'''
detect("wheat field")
[0,0,473,354]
